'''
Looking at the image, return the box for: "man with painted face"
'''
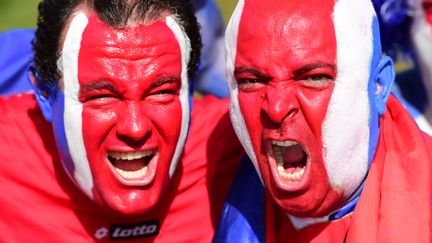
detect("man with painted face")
[0,0,243,241]
[214,0,432,242]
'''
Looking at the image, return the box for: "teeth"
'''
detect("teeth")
[108,151,153,160]
[272,140,304,181]
[272,140,298,147]
[277,165,305,180]
[115,166,148,179]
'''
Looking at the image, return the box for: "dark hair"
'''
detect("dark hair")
[33,0,201,89]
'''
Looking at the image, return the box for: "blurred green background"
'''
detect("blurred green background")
[0,0,236,31]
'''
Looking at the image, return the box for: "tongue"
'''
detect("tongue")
[281,144,306,169]
[112,159,147,172]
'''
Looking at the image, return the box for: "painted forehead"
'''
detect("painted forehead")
[239,0,335,34]
[80,14,181,61]
[237,0,336,69]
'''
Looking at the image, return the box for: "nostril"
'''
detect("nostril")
[287,108,298,119]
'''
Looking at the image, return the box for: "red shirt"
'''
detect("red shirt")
[0,93,244,242]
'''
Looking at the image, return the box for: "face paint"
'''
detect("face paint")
[410,0,432,111]
[52,12,191,214]
[227,0,381,218]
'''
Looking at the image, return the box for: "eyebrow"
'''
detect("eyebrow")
[234,66,271,80]
[80,81,116,93]
[151,76,180,88]
[292,63,337,76]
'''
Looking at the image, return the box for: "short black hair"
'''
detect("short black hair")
[33,0,201,89]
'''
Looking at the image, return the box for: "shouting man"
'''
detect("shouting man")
[215,0,432,242]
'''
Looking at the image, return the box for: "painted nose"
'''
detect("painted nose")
[116,102,151,141]
[262,87,299,124]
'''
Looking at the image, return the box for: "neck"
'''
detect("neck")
[287,178,366,230]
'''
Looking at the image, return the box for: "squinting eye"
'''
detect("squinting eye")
[153,90,177,95]
[83,94,117,103]
[237,78,267,91]
[298,74,334,88]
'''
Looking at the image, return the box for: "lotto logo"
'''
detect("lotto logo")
[110,220,159,240]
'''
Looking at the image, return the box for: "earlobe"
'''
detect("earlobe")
[374,56,395,115]
[29,67,53,122]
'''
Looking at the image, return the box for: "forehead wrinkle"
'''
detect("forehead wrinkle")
[80,15,180,61]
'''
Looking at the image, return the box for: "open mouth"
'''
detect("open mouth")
[267,140,309,190]
[107,150,158,186]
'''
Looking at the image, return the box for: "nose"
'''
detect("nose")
[262,86,299,124]
[116,101,151,142]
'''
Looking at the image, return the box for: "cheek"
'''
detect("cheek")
[238,92,264,144]
[149,101,183,147]
[298,85,335,135]
[81,105,117,151]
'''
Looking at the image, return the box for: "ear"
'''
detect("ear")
[374,56,395,115]
[29,68,53,122]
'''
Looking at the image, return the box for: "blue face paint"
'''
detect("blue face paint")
[29,67,58,122]
[367,16,395,167]
[367,16,383,167]
[51,90,76,176]
[29,67,77,182]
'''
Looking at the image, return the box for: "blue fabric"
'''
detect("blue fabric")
[191,0,229,98]
[213,156,265,243]
[0,29,34,96]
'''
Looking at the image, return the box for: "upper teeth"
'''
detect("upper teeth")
[272,140,298,147]
[108,151,153,160]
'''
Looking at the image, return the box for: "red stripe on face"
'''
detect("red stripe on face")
[76,14,183,214]
[423,0,432,28]
[235,0,343,216]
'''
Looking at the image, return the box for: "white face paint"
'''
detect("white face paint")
[322,0,376,199]
[166,15,192,177]
[55,12,93,198]
[225,0,263,182]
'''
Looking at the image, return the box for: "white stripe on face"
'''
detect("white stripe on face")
[165,16,191,177]
[322,0,375,197]
[225,0,264,182]
[61,12,93,198]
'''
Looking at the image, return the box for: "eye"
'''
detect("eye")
[297,74,334,88]
[147,77,180,103]
[236,77,269,92]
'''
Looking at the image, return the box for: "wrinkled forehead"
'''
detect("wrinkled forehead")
[79,14,180,60]
[232,0,380,74]
[238,0,335,41]
[237,0,337,68]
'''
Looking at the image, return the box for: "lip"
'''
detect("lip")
[265,139,310,192]
[106,149,159,187]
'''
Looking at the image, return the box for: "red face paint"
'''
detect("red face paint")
[236,0,344,217]
[423,0,432,28]
[77,15,183,214]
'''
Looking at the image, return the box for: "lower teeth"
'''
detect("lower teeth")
[274,146,305,180]
[277,165,305,180]
[115,166,148,179]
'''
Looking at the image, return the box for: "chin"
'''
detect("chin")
[269,184,345,218]
[93,184,165,216]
